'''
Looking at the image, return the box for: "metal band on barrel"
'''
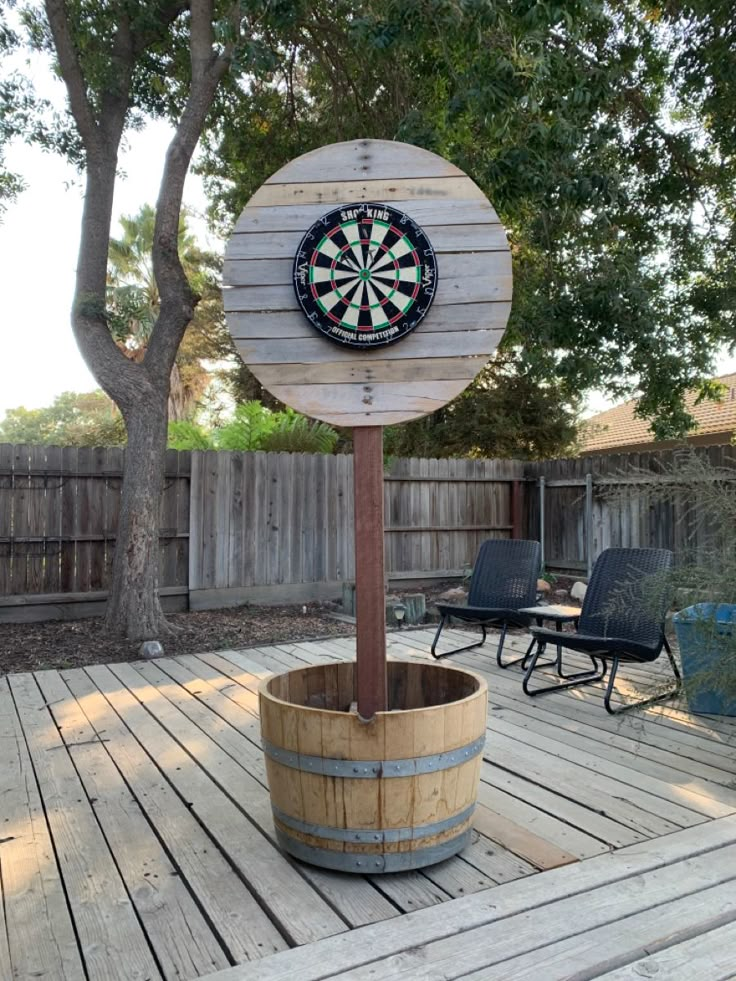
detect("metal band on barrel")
[275,827,473,873]
[272,802,475,844]
[261,734,485,779]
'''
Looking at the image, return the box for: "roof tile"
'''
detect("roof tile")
[580,372,736,453]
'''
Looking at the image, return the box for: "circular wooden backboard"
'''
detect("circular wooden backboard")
[223,139,512,427]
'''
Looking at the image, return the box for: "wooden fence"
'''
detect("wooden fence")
[524,445,736,574]
[188,453,523,609]
[2,442,733,621]
[0,446,522,619]
[0,445,190,621]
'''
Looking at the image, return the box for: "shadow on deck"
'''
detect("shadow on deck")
[1,627,734,980]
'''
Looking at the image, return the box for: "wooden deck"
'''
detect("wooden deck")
[2,626,735,980]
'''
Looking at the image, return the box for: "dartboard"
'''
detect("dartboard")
[292,202,438,349]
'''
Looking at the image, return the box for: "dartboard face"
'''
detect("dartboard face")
[292,203,438,348]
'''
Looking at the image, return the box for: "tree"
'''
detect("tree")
[199,1,735,439]
[0,13,28,218]
[107,203,236,422]
[5,1,296,640]
[384,358,581,461]
[0,390,125,445]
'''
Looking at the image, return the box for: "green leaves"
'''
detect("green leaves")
[167,401,339,454]
[0,390,127,446]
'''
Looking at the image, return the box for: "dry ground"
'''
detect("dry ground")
[0,604,356,675]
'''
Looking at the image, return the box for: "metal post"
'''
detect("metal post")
[539,476,545,571]
[353,426,388,719]
[585,473,593,579]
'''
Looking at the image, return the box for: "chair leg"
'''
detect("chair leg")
[523,643,607,698]
[498,633,558,671]
[432,616,487,660]
[603,648,682,715]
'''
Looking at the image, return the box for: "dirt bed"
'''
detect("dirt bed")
[0,575,581,676]
[0,605,356,676]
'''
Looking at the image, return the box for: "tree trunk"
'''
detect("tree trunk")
[104,394,171,640]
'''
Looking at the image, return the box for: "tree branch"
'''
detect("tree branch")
[43,0,98,148]
[145,2,235,377]
[190,0,216,80]
[549,30,712,223]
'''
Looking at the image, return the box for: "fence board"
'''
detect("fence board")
[0,444,189,609]
[524,445,736,574]
[43,446,63,593]
[0,445,12,596]
[5,442,732,619]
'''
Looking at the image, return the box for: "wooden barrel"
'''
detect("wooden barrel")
[259,660,487,873]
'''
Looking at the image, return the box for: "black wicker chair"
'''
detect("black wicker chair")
[431,538,541,664]
[523,547,680,714]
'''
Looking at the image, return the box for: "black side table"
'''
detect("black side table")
[513,604,581,672]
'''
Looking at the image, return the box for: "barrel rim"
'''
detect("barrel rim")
[258,659,487,717]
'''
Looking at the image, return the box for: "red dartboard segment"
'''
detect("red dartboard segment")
[293,202,438,349]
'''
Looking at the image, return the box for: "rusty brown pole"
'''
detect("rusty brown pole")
[353,426,388,719]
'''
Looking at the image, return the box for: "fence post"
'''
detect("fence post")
[511,480,524,539]
[539,477,545,570]
[585,473,594,578]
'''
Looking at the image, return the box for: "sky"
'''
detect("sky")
[1,61,734,424]
[0,121,213,420]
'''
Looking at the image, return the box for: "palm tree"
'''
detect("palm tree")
[107,204,232,421]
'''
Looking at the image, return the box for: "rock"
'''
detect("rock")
[571,581,588,602]
[537,578,552,593]
[436,587,468,604]
[139,640,164,660]
[553,588,569,601]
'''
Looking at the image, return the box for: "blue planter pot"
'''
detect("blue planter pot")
[673,604,736,717]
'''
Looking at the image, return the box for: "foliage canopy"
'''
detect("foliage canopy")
[199,0,736,444]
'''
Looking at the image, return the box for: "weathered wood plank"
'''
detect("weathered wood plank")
[593,919,736,979]
[35,669,231,979]
[0,873,10,981]
[99,661,348,945]
[0,444,13,596]
[8,672,162,981]
[266,380,474,417]
[10,444,30,594]
[227,302,511,339]
[26,446,47,594]
[235,198,500,234]
[196,815,736,981]
[225,223,509,262]
[236,327,504,364]
[264,140,468,183]
[302,852,736,980]
[0,676,85,981]
[60,666,286,964]
[467,878,736,980]
[247,176,487,209]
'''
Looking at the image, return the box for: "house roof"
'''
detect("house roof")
[580,372,736,454]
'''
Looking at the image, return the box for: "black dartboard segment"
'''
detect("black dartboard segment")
[293,203,438,349]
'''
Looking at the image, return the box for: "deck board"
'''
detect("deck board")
[2,626,734,980]
[8,672,163,981]
[0,677,84,981]
[35,669,231,979]
[200,815,736,981]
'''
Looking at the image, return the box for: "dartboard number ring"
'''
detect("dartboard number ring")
[292,202,438,349]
